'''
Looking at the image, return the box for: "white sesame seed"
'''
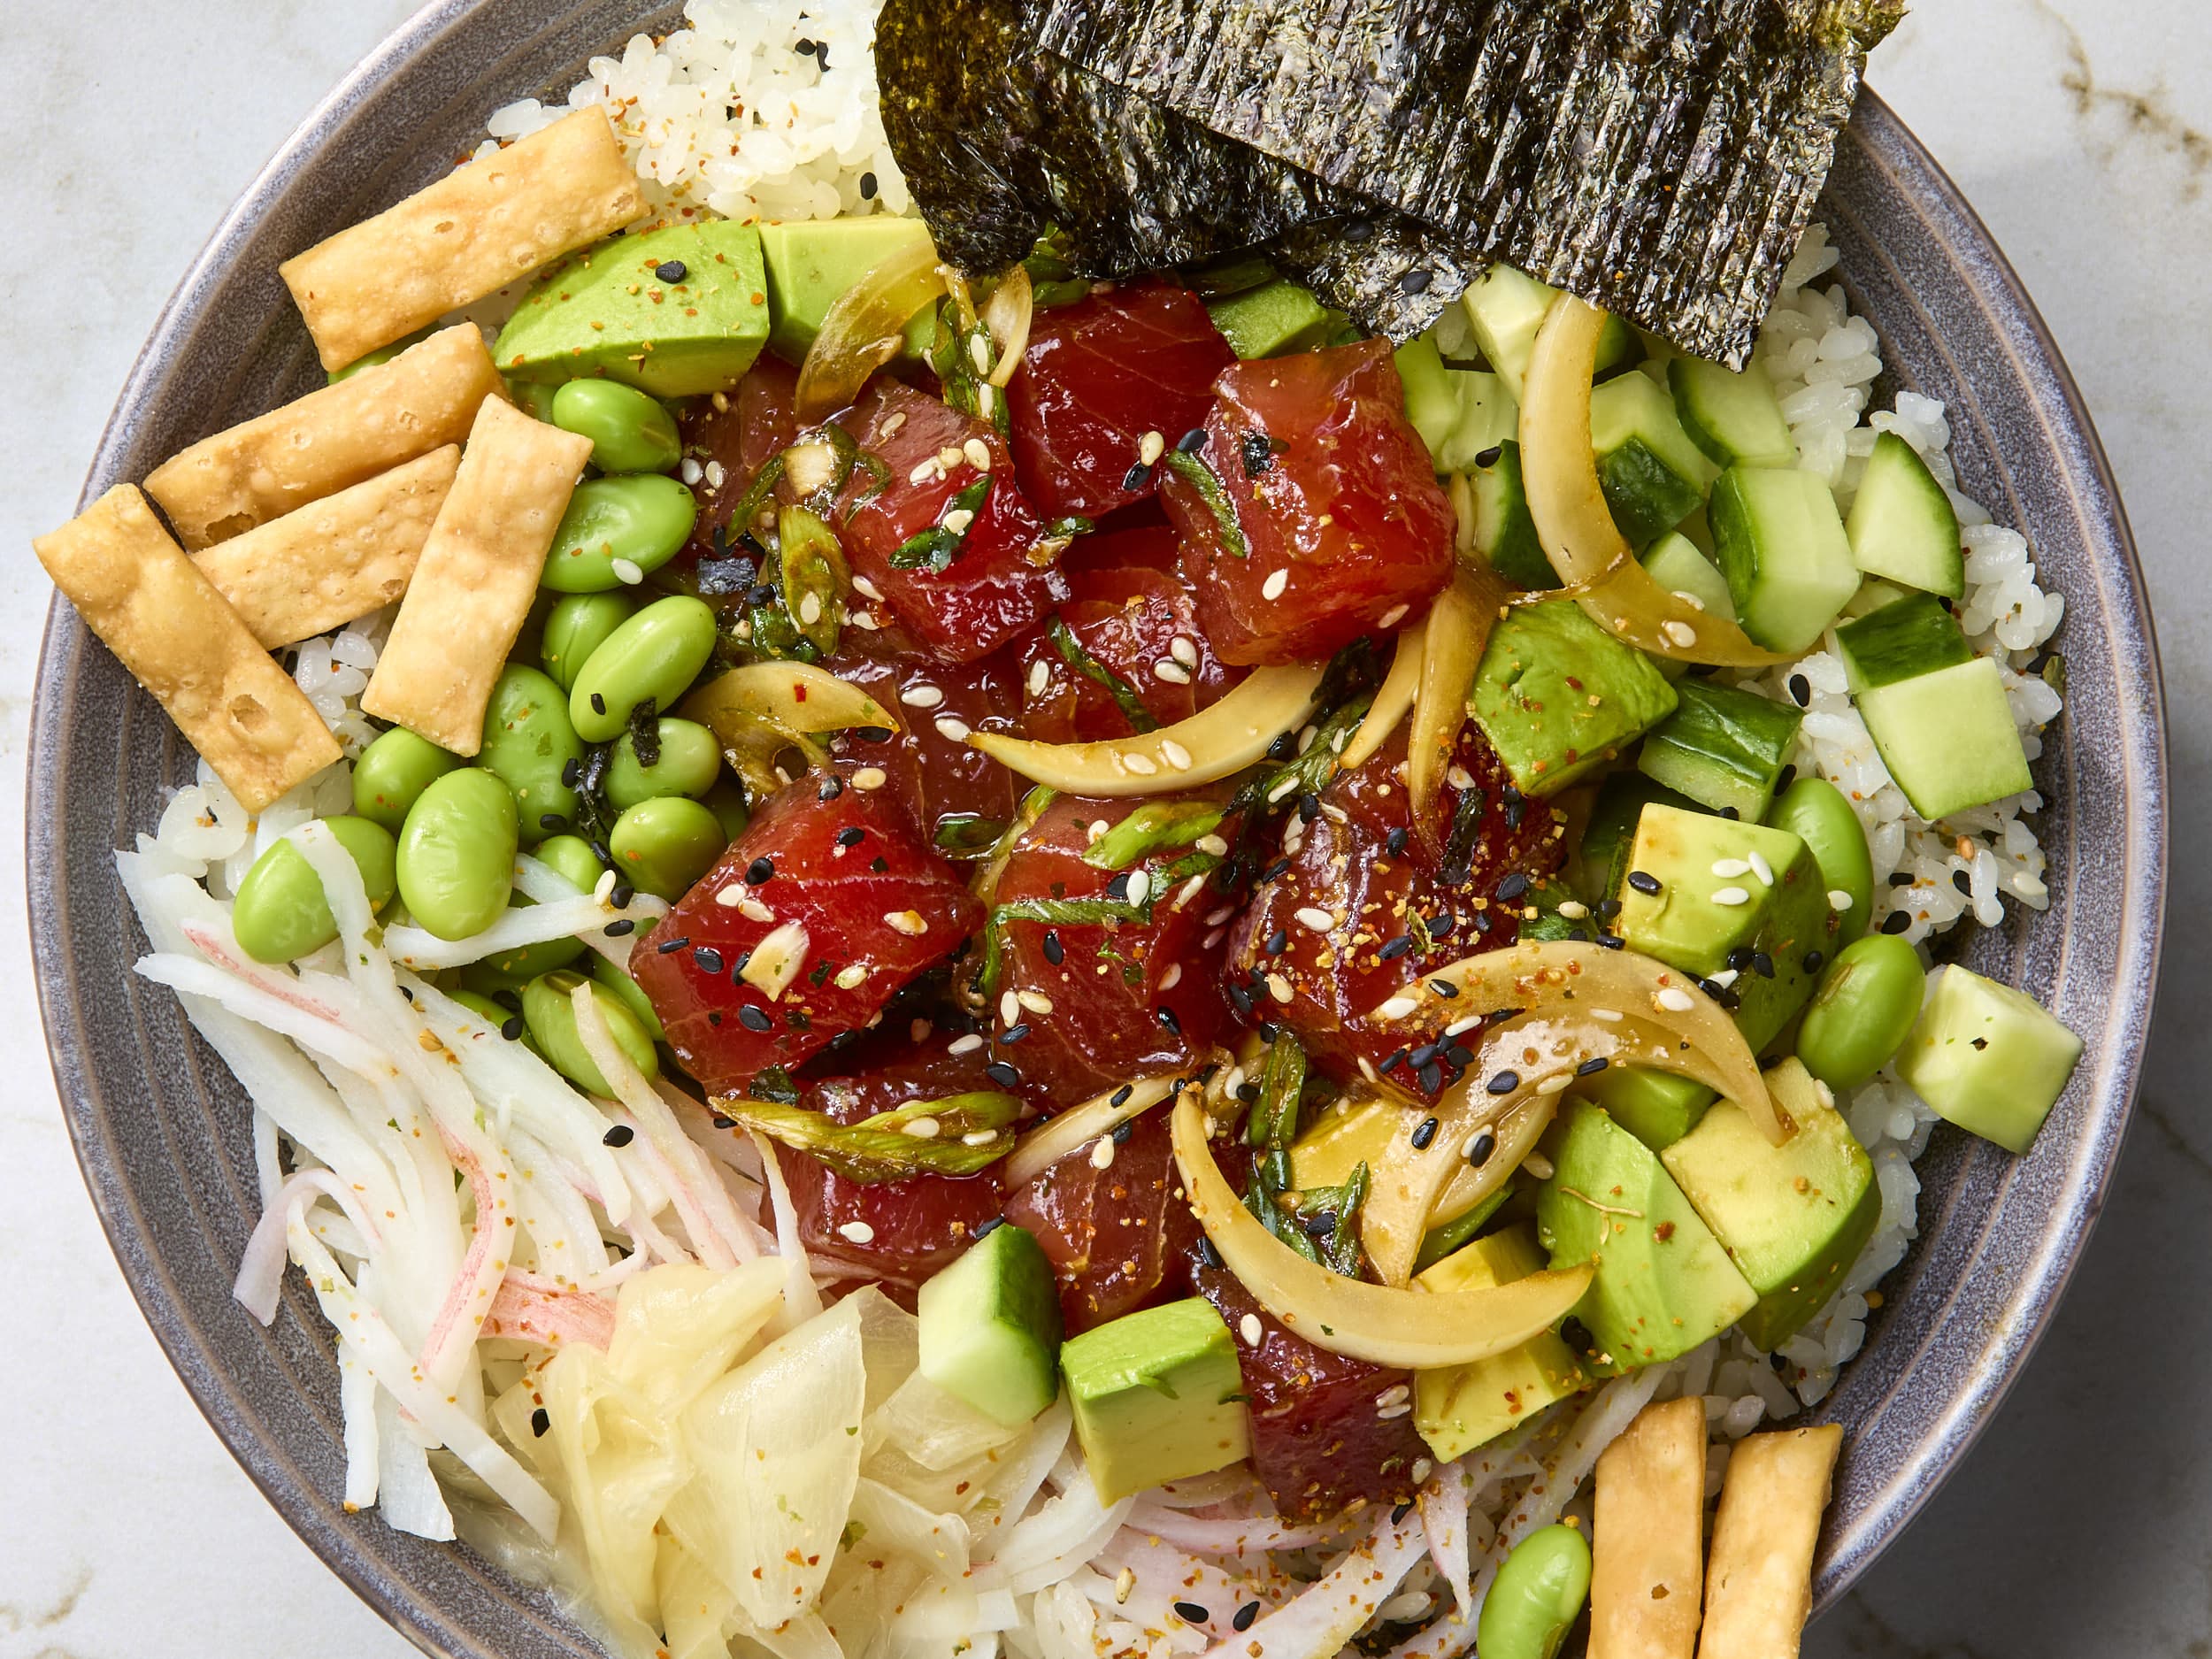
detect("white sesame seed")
[901,683,945,709]
[1089,1135,1117,1171]
[1379,995,1419,1020]
[1205,905,1237,926]
[851,766,887,790]
[1160,739,1194,771]
[850,611,879,630]
[1747,849,1775,887]
[1557,900,1589,919]
[1174,874,1208,908]
[1267,774,1301,803]
[1709,968,1740,988]
[1154,659,1193,685]
[796,590,824,626]
[1655,986,1698,1012]
[977,382,995,418]
[909,459,941,486]
[970,334,993,374]
[1017,989,1055,1015]
[1536,1074,1573,1094]
[1123,752,1159,776]
[1445,1016,1483,1037]
[1379,604,1409,629]
[704,459,727,489]
[938,446,964,470]
[1202,927,1225,949]
[1139,430,1166,466]
[853,574,886,602]
[1114,1566,1137,1606]
[714,885,743,907]
[1662,619,1699,648]
[1026,658,1051,697]
[1375,1383,1410,1408]
[611,557,644,586]
[737,896,774,924]
[679,457,703,485]
[879,412,906,438]
[1828,887,1855,910]
[1294,906,1334,933]
[1521,1152,1555,1180]
[1589,1007,1624,1023]
[1160,964,1183,991]
[940,508,975,535]
[838,1221,876,1244]
[948,1033,986,1056]
[963,437,992,471]
[1711,886,1752,907]
[833,964,869,989]
[1265,972,1295,1004]
[1447,764,1478,791]
[1262,569,1289,602]
[1240,1313,1264,1348]
[999,990,1022,1026]
[1674,589,1708,611]
[963,1129,998,1146]
[1125,872,1153,905]
[1089,819,1111,843]
[1379,1592,1431,1623]
[1378,1402,1413,1420]
[1166,635,1200,670]
[1710,858,1752,879]
[902,1117,941,1139]
[1195,834,1228,857]
[594,869,618,904]
[1411,1458,1433,1486]
[884,910,928,936]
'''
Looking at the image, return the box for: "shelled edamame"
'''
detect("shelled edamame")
[1476,1524,1592,1659]
[1795,932,1926,1092]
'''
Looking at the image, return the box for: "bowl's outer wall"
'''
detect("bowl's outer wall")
[25,0,2164,1649]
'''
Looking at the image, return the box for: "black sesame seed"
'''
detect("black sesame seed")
[1410,1117,1440,1149]
[746,856,776,885]
[813,42,830,68]
[1752,951,1776,979]
[1408,1042,1440,1070]
[1110,1084,1134,1108]
[1172,1601,1210,1625]
[708,1010,723,1025]
[1627,870,1662,895]
[1953,869,1974,895]
[1472,444,1503,469]
[590,692,607,716]
[1123,463,1152,491]
[1235,1081,1262,1105]
[657,934,690,954]
[1111,1119,1135,1145]
[1157,1006,1182,1034]
[539,812,571,833]
[1342,218,1377,243]
[1577,1056,1610,1076]
[492,989,524,1012]
[1803,949,1827,973]
[1417,1060,1444,1094]
[859,171,879,201]
[1379,1047,1409,1073]
[1788,672,1812,707]
[854,725,895,743]
[603,1124,635,1148]
[1888,871,1916,887]
[1386,826,1410,857]
[1296,790,1321,822]
[1881,910,1914,934]
[693,946,725,973]
[1597,933,1625,949]
[1261,858,1292,883]
[1379,934,1413,961]
[561,758,581,787]
[711,1114,736,1129]
[1495,871,1531,902]
[1176,427,1209,454]
[1265,929,1289,956]
[1267,732,1298,763]
[500,1016,526,1041]
[1233,1602,1261,1633]
[985,1061,1021,1087]
[1399,267,1432,296]
[1444,1042,1476,1070]
[1430,979,1459,998]
[1228,981,1256,1018]
[1430,910,1456,938]
[531,1407,550,1438]
[972,1215,1005,1238]
[1487,1070,1521,1095]
[1473,910,1495,935]
[794,36,815,52]
[746,581,778,606]
[870,855,887,872]
[1597,897,1623,919]
[1002,1022,1031,1044]
[1774,764,1797,793]
[1392,1501,1416,1525]
[738,1004,774,1033]
[1717,806,1741,820]
[603,918,635,937]
[1043,930,1064,965]
[654,259,688,283]
[836,826,866,848]
[1726,947,1755,972]
[1468,1131,1497,1167]
[818,775,845,802]
[611,882,634,909]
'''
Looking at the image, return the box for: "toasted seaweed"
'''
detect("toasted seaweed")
[1038,0,1901,364]
[874,0,1479,339]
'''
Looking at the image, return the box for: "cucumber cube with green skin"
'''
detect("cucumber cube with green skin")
[1895,966,2083,1153]
[758,218,937,365]
[1394,334,1518,472]
[917,1223,1064,1426]
[1641,530,1737,622]
[1669,357,1798,469]
[1413,1225,1586,1460]
[1461,265,1637,398]
[1661,1064,1880,1350]
[1615,803,1841,1053]
[1837,596,2032,820]
[1591,373,1721,547]
[1709,465,1861,653]
[1211,279,1340,359]
[1847,431,1963,598]
[1636,679,1805,824]
[495,222,771,398]
[1834,592,1972,688]
[1062,1298,1252,1503]
[1468,600,1678,795]
[1579,1065,1716,1155]
[1536,1102,1758,1375]
[1470,442,1557,590]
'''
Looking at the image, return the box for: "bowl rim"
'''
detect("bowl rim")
[23,2,2168,1648]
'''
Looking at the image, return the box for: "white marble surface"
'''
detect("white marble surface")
[1,4,2204,1655]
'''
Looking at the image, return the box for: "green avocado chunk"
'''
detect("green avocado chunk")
[917,1222,1064,1426]
[1660,1059,1879,1350]
[1468,599,1678,796]
[1536,1101,1757,1374]
[1210,278,1340,359]
[757,217,938,365]
[1579,1064,1716,1155]
[1412,1225,1586,1461]
[1062,1298,1252,1503]
[495,222,771,398]
[1614,803,1841,1053]
[1894,965,2084,1153]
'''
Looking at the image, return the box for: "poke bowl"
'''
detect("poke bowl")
[27,2,2164,1656]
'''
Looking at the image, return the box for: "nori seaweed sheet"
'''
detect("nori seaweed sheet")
[1038,0,1901,364]
[874,0,1481,339]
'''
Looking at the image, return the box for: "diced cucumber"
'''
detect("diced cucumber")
[1636,680,1804,823]
[1572,772,1696,905]
[1856,658,2032,820]
[1209,279,1340,360]
[1641,530,1737,622]
[1591,373,1720,547]
[1842,576,1915,620]
[1894,965,2082,1154]
[1847,432,1963,597]
[1460,264,1634,397]
[917,1223,1064,1425]
[1470,442,1557,590]
[1709,465,1861,654]
[1669,357,1799,468]
[1834,592,1972,690]
[1395,334,1518,473]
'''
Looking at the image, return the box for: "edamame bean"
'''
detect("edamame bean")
[1770,776,1874,945]
[606,718,723,810]
[352,726,463,833]
[468,897,588,982]
[1476,1524,1591,1659]
[1794,933,1926,1092]
[541,476,699,594]
[551,380,683,475]
[540,592,637,691]
[591,954,667,1042]
[232,817,398,964]
[522,970,659,1096]
[570,595,718,742]
[480,664,584,843]
[397,767,518,941]
[503,375,560,422]
[327,326,431,384]
[609,795,727,900]
[533,833,606,894]
[449,987,517,1027]
[702,778,751,841]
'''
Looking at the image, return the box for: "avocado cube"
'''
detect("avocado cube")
[1468,600,1678,796]
[1615,803,1841,1052]
[1580,1064,1717,1154]
[1894,965,2083,1153]
[917,1222,1064,1426]
[495,222,771,398]
[1412,1225,1586,1461]
[1210,279,1340,360]
[757,218,937,365]
[1062,1298,1252,1503]
[1661,1060,1879,1350]
[1536,1102,1758,1373]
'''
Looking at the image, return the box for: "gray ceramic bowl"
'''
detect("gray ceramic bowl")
[26,4,2166,1652]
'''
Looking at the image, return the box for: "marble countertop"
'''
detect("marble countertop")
[2,4,2202,1655]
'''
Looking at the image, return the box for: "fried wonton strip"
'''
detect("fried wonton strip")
[35,486,341,812]
[193,446,460,648]
[1590,1395,1708,1659]
[1695,1425,1841,1659]
[280,109,645,372]
[361,399,593,754]
[143,325,503,548]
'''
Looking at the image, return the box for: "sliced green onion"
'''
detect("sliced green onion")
[890,473,993,572]
[1049,616,1159,733]
[1083,801,1225,870]
[1164,449,1248,559]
